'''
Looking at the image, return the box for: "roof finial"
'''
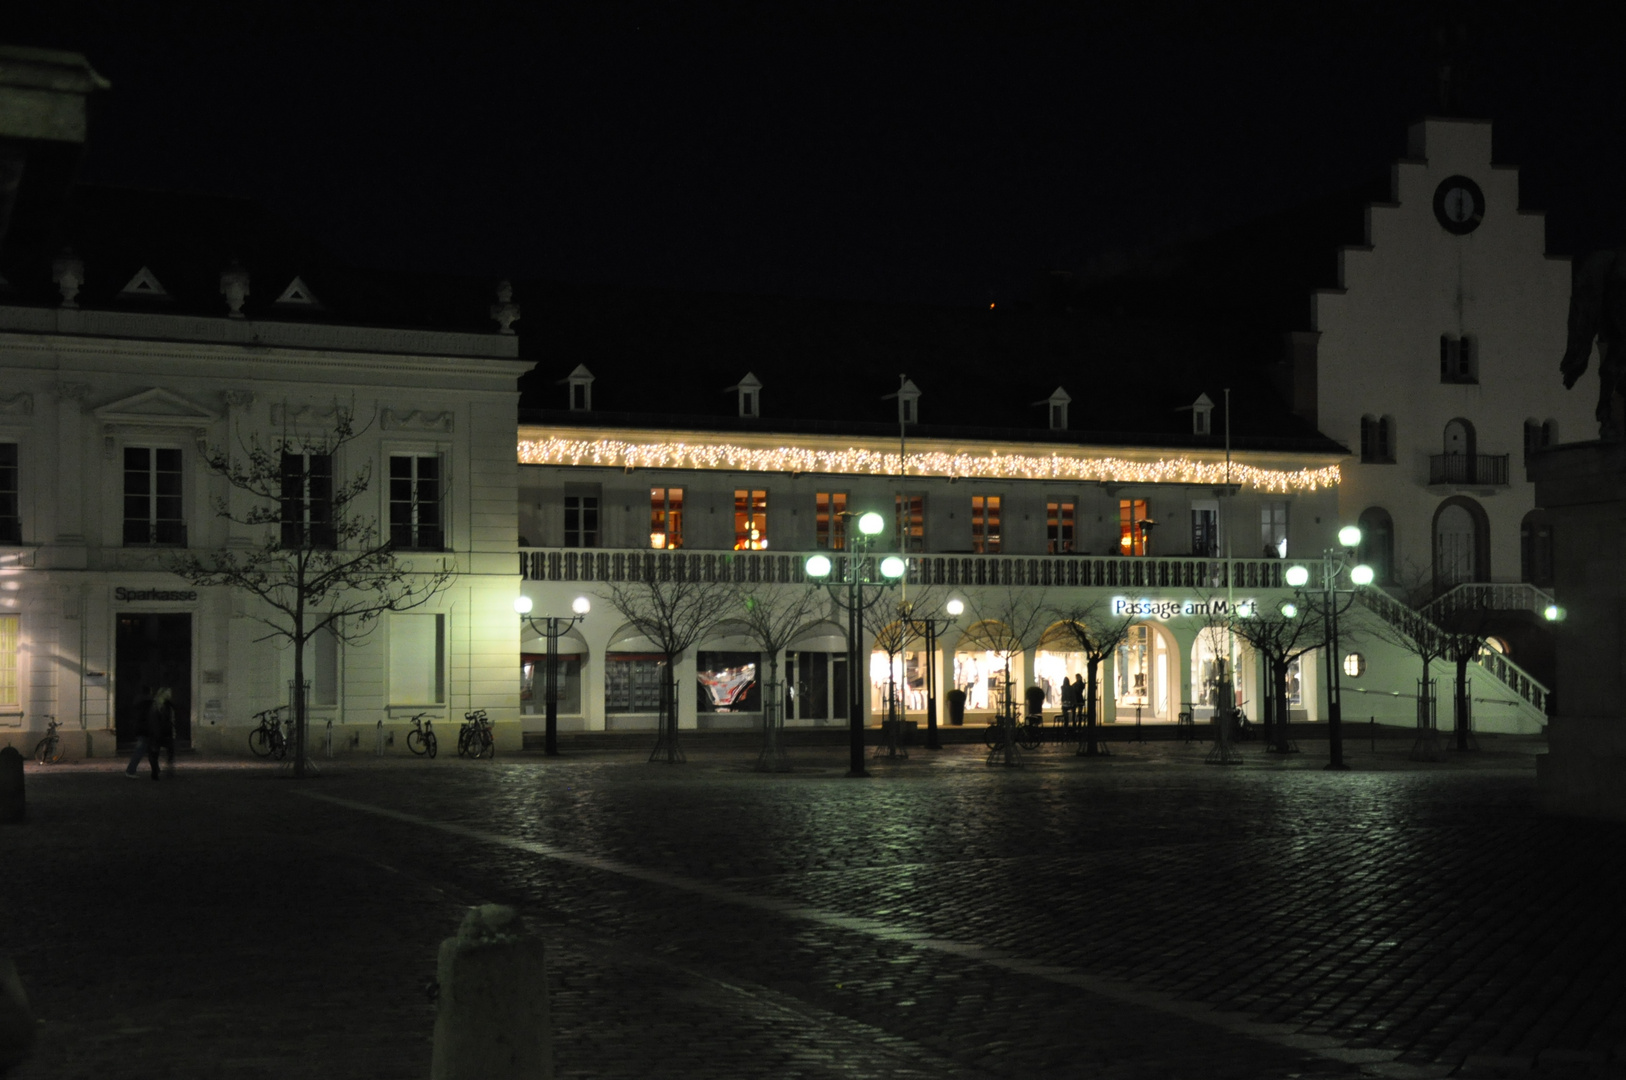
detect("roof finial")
[52,249,83,308]
[491,280,520,334]
[219,260,250,318]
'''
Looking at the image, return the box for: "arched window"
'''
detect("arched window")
[1360,416,1396,463]
[1357,507,1395,585]
[1378,416,1395,462]
[1520,509,1554,587]
[1360,415,1378,462]
[1523,419,1543,457]
[1542,419,1558,447]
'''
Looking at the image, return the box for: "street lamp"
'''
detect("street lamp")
[1285,524,1373,771]
[902,596,964,750]
[515,593,590,757]
[806,510,904,777]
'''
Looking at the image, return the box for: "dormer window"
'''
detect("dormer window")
[886,377,921,426]
[1191,393,1214,436]
[727,372,763,418]
[1037,386,1071,430]
[562,364,595,412]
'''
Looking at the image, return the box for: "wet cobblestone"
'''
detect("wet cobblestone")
[3,736,1623,1078]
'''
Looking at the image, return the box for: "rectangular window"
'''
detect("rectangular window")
[895,493,925,553]
[1118,498,1150,555]
[605,652,665,713]
[1191,505,1219,557]
[564,487,600,548]
[734,489,768,550]
[649,487,683,549]
[1260,500,1288,558]
[281,452,334,548]
[1440,334,1477,383]
[1046,500,1075,554]
[389,454,443,550]
[0,614,16,708]
[520,654,582,715]
[816,492,848,550]
[0,443,17,544]
[971,495,1001,553]
[123,446,185,546]
[388,613,445,705]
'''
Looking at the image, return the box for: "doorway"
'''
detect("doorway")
[115,613,192,749]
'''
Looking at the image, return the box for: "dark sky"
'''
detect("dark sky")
[15,3,1626,307]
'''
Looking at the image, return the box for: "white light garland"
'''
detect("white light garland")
[517,435,1339,492]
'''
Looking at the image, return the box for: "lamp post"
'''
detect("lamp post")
[515,594,590,757]
[806,510,905,777]
[903,597,964,750]
[1285,524,1373,771]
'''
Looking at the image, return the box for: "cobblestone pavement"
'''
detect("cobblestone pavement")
[4,734,1625,1079]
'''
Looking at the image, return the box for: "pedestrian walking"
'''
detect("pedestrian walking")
[123,686,154,780]
[1060,675,1078,725]
[146,687,177,779]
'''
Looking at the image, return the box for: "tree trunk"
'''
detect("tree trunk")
[1454,655,1470,750]
[1271,656,1291,753]
[292,604,307,779]
[1080,657,1103,756]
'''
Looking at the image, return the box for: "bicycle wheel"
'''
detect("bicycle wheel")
[1019,721,1042,751]
[480,729,494,759]
[33,738,55,765]
[271,731,288,760]
[425,731,438,758]
[407,730,426,755]
[457,728,474,758]
[248,727,271,757]
[984,720,1002,750]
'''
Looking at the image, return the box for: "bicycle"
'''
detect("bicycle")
[407,712,439,758]
[983,712,1043,752]
[248,707,287,759]
[33,715,62,764]
[458,709,494,759]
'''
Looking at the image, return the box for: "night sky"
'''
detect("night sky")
[15,4,1626,308]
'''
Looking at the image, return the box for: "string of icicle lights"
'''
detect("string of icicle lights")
[517,435,1340,492]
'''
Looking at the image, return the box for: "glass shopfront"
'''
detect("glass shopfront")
[519,653,582,715]
[696,650,761,712]
[1115,624,1171,718]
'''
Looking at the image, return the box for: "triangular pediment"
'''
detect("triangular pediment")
[93,388,220,425]
[118,265,170,300]
[274,276,322,308]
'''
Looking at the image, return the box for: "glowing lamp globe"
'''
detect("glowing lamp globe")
[880,555,906,579]
[1284,565,1310,588]
[858,511,885,536]
[572,596,591,615]
[1349,565,1374,586]
[946,598,965,617]
[514,595,534,615]
[1544,604,1566,622]
[1338,525,1363,549]
[1279,601,1298,619]
[805,554,833,578]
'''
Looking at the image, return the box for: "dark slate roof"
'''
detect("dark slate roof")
[0,184,512,337]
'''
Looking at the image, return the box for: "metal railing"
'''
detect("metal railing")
[1428,452,1509,486]
[1425,581,1555,619]
[519,547,1301,591]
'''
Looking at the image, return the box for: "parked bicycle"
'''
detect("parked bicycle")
[458,709,494,759]
[407,712,439,758]
[248,707,288,759]
[983,712,1043,752]
[33,715,62,765]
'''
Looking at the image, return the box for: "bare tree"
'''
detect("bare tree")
[957,586,1050,764]
[1049,598,1137,757]
[1354,562,1452,736]
[1212,596,1327,753]
[732,582,826,771]
[170,403,453,778]
[601,576,736,763]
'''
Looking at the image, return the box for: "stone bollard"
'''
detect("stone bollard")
[431,904,551,1080]
[0,747,22,825]
[0,954,35,1074]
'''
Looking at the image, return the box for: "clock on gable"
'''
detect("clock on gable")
[1433,175,1485,235]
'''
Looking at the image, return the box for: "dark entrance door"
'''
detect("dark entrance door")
[115,613,192,749]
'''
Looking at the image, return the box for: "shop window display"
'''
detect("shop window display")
[696,651,761,712]
[953,650,1009,712]
[1115,624,1170,718]
[519,654,582,715]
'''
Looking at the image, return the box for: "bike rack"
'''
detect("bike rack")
[376,718,386,757]
[325,719,334,759]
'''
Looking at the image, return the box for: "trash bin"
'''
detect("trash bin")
[1024,686,1045,719]
[946,689,966,726]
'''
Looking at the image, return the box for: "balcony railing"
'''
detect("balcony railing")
[1426,582,1555,619]
[520,547,1302,591]
[1429,452,1509,487]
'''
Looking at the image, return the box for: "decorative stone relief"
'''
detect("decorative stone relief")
[382,408,455,433]
[0,392,32,416]
[270,403,342,427]
[222,389,256,410]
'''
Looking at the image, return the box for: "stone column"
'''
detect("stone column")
[54,382,92,547]
[1530,441,1626,820]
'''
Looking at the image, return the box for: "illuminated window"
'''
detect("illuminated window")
[650,487,683,549]
[390,454,443,550]
[1118,499,1150,555]
[0,443,16,544]
[734,489,768,550]
[123,447,185,546]
[971,495,1001,553]
[0,614,16,708]
[1046,500,1075,554]
[815,492,847,550]
[1260,501,1287,558]
[1343,652,1366,678]
[280,452,334,549]
[895,493,925,552]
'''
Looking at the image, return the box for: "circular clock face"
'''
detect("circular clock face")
[1433,175,1485,235]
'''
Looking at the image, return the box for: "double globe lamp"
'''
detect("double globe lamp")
[1281,524,1373,770]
